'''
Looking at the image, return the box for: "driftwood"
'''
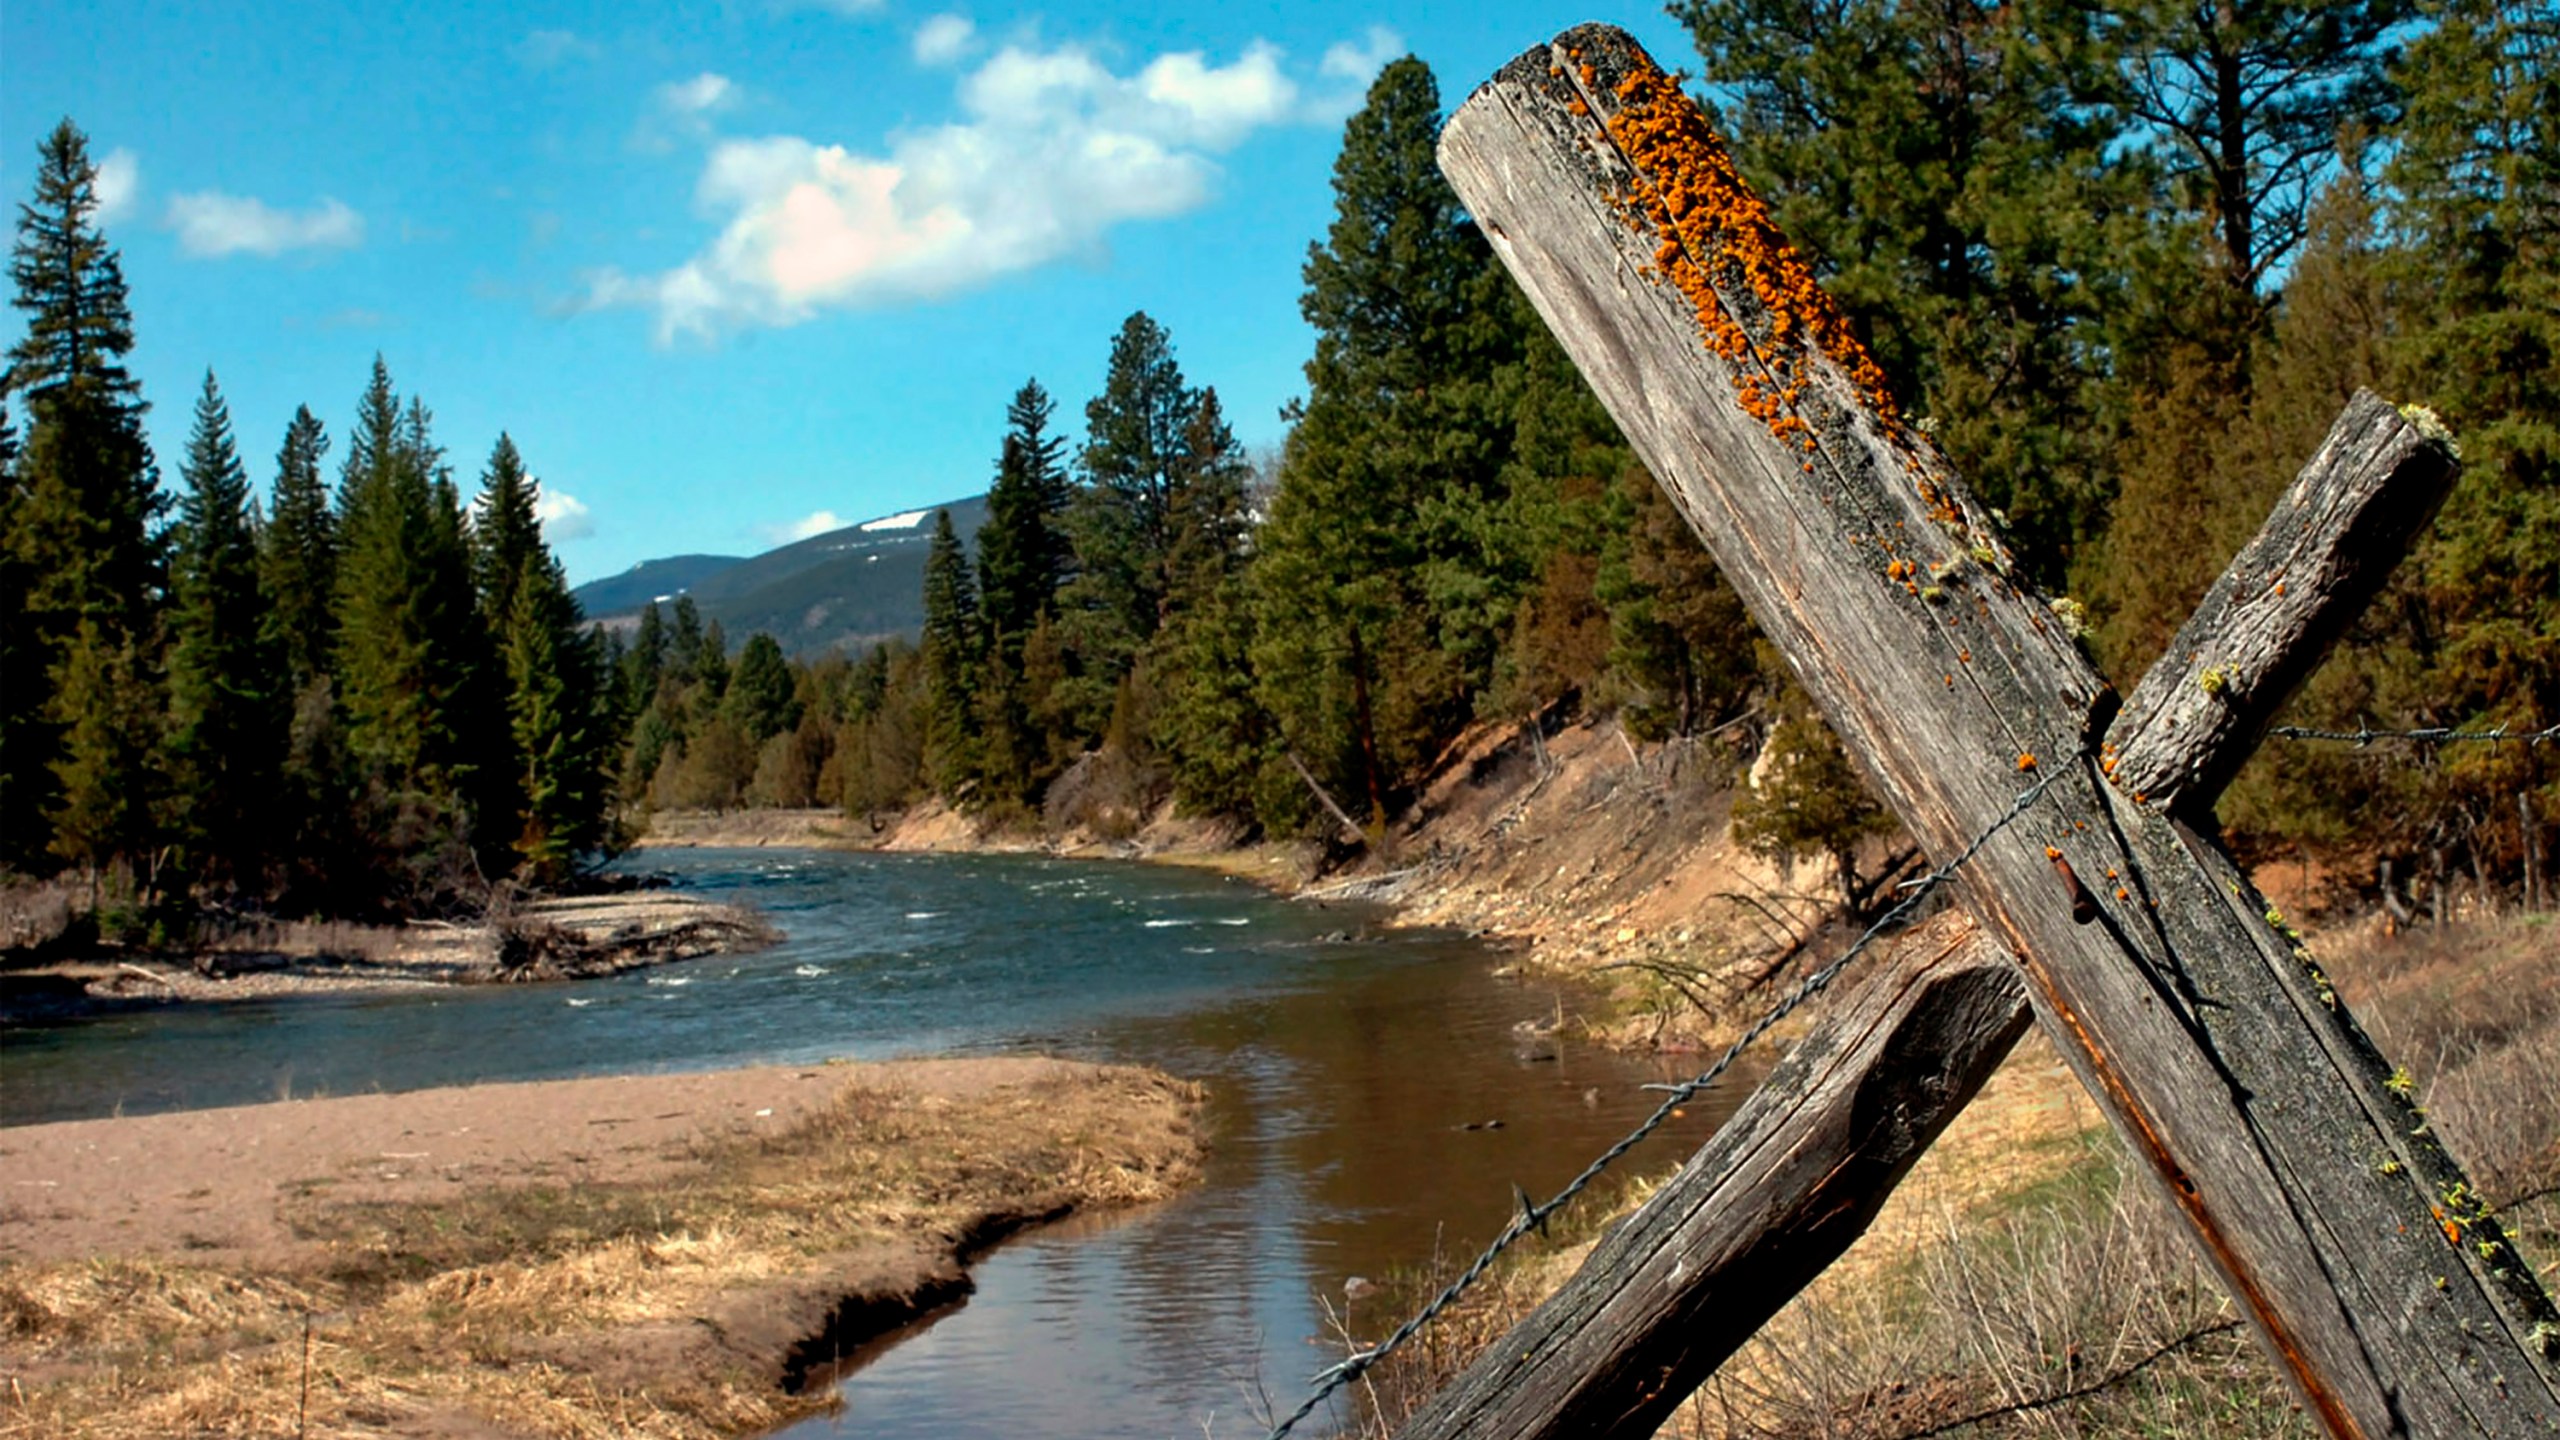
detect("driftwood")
[1426,25,2558,1438]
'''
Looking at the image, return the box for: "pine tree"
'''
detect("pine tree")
[1733,676,1902,916]
[2123,0,2418,291]
[724,632,799,744]
[4,119,162,870]
[1161,388,1252,605]
[1674,0,2147,580]
[1149,389,1266,814]
[331,361,483,855]
[165,370,285,887]
[261,406,335,688]
[626,601,668,713]
[1598,471,1758,740]
[976,377,1072,652]
[1250,56,1517,831]
[2376,0,2559,885]
[669,594,706,685]
[500,555,606,881]
[918,508,981,795]
[46,617,157,877]
[472,433,540,635]
[969,380,1074,808]
[1058,312,1203,729]
[695,618,729,702]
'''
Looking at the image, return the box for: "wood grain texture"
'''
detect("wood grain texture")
[2104,391,2460,812]
[1436,25,2559,1438]
[1396,921,2029,1440]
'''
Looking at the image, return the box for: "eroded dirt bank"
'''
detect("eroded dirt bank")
[0,1057,1206,1439]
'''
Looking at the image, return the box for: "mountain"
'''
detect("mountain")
[573,496,988,659]
[567,554,747,618]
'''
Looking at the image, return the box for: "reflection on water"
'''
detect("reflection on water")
[782,890,1732,1439]
[1,848,1743,1439]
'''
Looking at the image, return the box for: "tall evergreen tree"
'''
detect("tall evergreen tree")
[46,618,157,877]
[472,433,540,636]
[1058,312,1203,722]
[976,378,1071,652]
[3,119,162,870]
[625,601,668,713]
[164,371,285,887]
[2123,0,2419,291]
[724,632,799,744]
[668,595,706,685]
[919,508,981,795]
[969,380,1074,810]
[499,551,605,881]
[331,362,481,842]
[1250,56,1518,831]
[1150,389,1267,815]
[261,405,335,688]
[2376,0,2559,881]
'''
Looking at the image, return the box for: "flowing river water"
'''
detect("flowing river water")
[2,849,1741,1437]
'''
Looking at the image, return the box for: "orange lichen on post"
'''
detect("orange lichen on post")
[1598,55,1898,450]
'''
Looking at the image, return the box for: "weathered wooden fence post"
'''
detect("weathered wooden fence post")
[1393,387,2478,1439]
[1416,25,2560,1438]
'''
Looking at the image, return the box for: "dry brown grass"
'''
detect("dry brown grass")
[2320,912,2560,1292]
[0,1066,1204,1440]
[1331,912,2560,1440]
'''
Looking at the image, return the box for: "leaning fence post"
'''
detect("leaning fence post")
[1393,387,2481,1439]
[1423,25,2559,1438]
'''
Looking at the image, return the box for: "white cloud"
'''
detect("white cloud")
[1312,26,1404,119]
[659,72,735,118]
[913,14,976,67]
[768,510,847,543]
[1322,26,1405,83]
[536,489,596,541]
[514,28,599,70]
[166,192,364,258]
[637,72,740,151]
[587,35,1345,341]
[93,148,140,226]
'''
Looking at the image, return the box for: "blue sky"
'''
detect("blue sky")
[4,1,1695,586]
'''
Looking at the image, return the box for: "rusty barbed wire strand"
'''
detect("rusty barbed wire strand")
[1262,769,2062,1440]
[2268,722,2560,747]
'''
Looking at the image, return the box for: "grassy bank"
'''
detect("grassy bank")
[0,1060,1205,1439]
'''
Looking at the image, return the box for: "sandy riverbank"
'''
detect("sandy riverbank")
[0,1055,1206,1439]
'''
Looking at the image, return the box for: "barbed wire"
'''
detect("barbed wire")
[2268,722,2560,747]
[1262,768,2061,1440]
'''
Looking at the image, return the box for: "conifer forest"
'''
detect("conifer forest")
[3,0,2551,931]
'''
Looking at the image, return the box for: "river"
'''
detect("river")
[1,848,1739,1437]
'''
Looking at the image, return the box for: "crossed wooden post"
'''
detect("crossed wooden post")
[1402,25,2560,1438]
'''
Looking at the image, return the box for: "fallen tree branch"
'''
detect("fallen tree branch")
[1287,751,1369,850]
